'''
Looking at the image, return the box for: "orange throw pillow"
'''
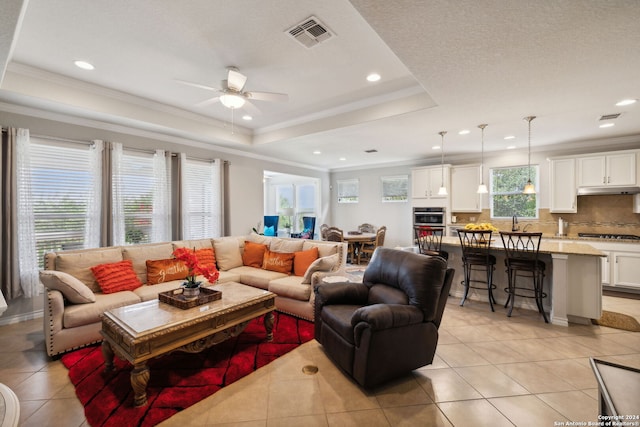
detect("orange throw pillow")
[293,247,319,277]
[90,259,142,294]
[195,247,216,269]
[146,258,189,285]
[243,241,268,268]
[262,250,295,274]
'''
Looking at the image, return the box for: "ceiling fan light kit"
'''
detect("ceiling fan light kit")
[219,93,245,109]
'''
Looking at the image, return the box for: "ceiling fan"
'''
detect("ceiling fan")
[176,66,289,113]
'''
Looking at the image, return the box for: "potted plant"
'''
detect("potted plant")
[172,247,220,300]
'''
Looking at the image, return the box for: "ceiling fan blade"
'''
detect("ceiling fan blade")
[245,91,289,102]
[227,69,247,92]
[175,79,221,92]
[196,96,221,107]
[242,100,261,116]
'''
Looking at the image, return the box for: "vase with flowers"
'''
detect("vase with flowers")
[172,247,220,300]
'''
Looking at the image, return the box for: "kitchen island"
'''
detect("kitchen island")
[440,236,605,326]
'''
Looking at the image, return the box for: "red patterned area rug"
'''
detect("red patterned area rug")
[61,312,314,427]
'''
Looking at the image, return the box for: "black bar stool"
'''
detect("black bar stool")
[458,229,497,311]
[499,231,548,323]
[414,225,448,261]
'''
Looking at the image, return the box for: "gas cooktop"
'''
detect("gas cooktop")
[578,233,640,240]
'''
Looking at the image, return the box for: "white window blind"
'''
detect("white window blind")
[337,179,359,203]
[28,138,96,267]
[182,156,222,239]
[381,175,408,202]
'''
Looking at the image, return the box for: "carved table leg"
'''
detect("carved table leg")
[264,311,275,342]
[101,340,115,374]
[131,362,150,407]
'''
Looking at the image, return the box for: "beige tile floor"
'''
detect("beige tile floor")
[1,295,639,427]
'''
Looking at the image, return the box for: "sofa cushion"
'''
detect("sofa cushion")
[122,243,174,285]
[268,276,311,301]
[217,270,241,283]
[63,291,141,328]
[39,270,96,304]
[243,241,268,268]
[262,250,294,274]
[56,247,123,292]
[133,280,185,302]
[90,260,143,294]
[302,253,340,284]
[226,266,287,290]
[173,239,214,250]
[293,247,319,277]
[146,258,188,285]
[213,237,243,270]
[302,240,339,258]
[246,233,272,245]
[270,238,304,253]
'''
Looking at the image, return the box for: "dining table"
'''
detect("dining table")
[343,232,376,264]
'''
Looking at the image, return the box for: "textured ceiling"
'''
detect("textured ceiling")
[1,0,639,170]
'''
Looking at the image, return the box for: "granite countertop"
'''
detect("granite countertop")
[440,236,605,257]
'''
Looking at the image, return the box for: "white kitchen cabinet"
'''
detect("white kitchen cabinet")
[613,252,640,289]
[549,158,577,213]
[577,152,636,187]
[451,165,481,212]
[411,166,449,200]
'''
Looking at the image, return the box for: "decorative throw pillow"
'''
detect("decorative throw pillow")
[179,247,217,269]
[302,253,340,284]
[242,241,269,268]
[262,250,295,274]
[146,258,189,285]
[39,270,96,304]
[293,247,319,277]
[213,237,243,270]
[90,259,143,294]
[264,226,275,236]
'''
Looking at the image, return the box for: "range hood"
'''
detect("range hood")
[577,186,640,195]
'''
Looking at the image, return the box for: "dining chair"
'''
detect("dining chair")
[499,231,548,323]
[458,229,497,311]
[414,225,448,261]
[319,224,329,240]
[325,227,344,242]
[358,223,376,233]
[358,225,386,264]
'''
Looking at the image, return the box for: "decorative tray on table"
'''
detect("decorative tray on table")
[159,287,222,310]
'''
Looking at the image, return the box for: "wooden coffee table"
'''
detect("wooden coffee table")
[100,281,276,407]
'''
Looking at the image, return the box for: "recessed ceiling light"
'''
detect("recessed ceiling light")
[432,145,440,150]
[242,115,252,121]
[506,145,516,150]
[458,129,470,135]
[313,150,321,155]
[504,135,515,140]
[74,60,94,70]
[339,157,346,161]
[599,123,615,128]
[366,73,381,82]
[616,99,637,106]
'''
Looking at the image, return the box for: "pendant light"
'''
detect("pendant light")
[477,124,488,194]
[523,116,536,194]
[437,131,448,196]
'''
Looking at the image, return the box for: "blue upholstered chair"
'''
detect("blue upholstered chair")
[263,216,279,236]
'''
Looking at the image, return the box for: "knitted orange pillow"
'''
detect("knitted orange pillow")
[90,259,142,294]
[195,247,216,269]
[262,250,295,274]
[242,241,268,268]
[293,247,319,276]
[146,258,188,285]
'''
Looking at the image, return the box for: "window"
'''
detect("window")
[181,156,222,239]
[490,166,538,218]
[381,175,408,202]
[275,184,294,229]
[28,138,98,267]
[337,179,359,203]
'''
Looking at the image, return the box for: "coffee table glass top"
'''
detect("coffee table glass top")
[104,282,274,337]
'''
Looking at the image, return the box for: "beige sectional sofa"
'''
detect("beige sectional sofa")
[41,234,347,357]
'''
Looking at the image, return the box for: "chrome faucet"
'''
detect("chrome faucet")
[511,215,519,232]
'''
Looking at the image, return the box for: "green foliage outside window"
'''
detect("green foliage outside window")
[490,166,538,218]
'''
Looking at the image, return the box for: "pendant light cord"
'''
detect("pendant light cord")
[438,131,447,185]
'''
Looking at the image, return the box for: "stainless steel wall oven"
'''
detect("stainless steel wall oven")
[413,207,446,227]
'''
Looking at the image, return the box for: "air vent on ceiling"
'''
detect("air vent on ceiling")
[600,113,621,120]
[365,149,378,153]
[287,16,333,48]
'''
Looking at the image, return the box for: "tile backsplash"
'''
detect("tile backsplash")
[453,194,640,236]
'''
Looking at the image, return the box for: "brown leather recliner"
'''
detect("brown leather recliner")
[314,247,454,388]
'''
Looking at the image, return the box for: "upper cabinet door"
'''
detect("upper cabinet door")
[577,156,607,186]
[607,153,636,186]
[411,166,449,199]
[577,152,636,187]
[451,165,481,212]
[550,158,577,213]
[411,168,431,198]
